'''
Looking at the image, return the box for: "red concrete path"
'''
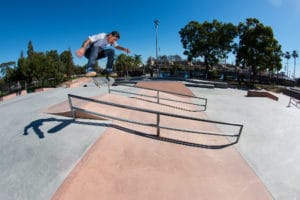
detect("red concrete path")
[51,81,272,200]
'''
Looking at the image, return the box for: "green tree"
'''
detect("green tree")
[236,18,282,85]
[266,44,282,80]
[114,54,134,77]
[2,39,80,89]
[24,40,37,83]
[0,62,17,89]
[133,54,142,69]
[179,20,237,78]
[27,40,34,58]
[45,50,64,83]
[0,61,16,77]
[30,52,47,82]
[16,51,27,81]
[60,49,74,79]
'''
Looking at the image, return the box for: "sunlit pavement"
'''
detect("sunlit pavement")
[0,79,299,199]
[190,87,300,199]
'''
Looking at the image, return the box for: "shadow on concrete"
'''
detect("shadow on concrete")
[23,117,109,139]
[23,117,235,149]
[112,124,235,149]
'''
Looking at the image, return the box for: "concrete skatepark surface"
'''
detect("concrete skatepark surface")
[0,78,299,199]
[190,87,300,199]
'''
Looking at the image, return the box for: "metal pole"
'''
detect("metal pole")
[288,97,292,107]
[156,113,160,136]
[68,95,76,119]
[108,81,111,94]
[154,19,159,78]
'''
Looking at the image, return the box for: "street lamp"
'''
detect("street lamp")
[154,19,159,77]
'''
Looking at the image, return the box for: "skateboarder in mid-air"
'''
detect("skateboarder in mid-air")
[76,31,130,77]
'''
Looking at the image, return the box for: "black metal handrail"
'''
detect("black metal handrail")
[286,88,300,108]
[68,94,243,148]
[108,83,208,111]
[288,97,300,108]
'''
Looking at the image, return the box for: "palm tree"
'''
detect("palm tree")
[292,50,298,78]
[115,54,134,77]
[284,51,291,77]
[0,61,16,77]
[133,54,142,69]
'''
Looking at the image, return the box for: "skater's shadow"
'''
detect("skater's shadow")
[23,117,109,139]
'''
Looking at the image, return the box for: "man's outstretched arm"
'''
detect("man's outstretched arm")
[76,38,92,57]
[115,45,130,54]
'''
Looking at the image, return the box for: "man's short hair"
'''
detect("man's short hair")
[110,31,120,39]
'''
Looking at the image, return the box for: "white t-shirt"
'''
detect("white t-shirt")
[88,33,118,47]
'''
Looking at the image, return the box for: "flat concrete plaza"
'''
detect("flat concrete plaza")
[190,87,300,199]
[0,78,299,200]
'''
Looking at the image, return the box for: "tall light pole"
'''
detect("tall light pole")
[154,19,159,77]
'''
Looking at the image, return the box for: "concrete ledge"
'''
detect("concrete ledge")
[185,78,228,88]
[34,88,53,92]
[0,90,27,101]
[66,77,92,88]
[116,77,227,89]
[247,90,279,101]
[184,83,215,88]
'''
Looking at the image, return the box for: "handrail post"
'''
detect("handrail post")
[157,91,160,103]
[287,97,292,107]
[68,94,76,119]
[108,81,111,94]
[156,113,160,136]
[235,125,243,144]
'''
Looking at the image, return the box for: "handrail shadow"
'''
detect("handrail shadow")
[23,117,236,149]
[111,124,237,149]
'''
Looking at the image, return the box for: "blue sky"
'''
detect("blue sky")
[1,0,300,77]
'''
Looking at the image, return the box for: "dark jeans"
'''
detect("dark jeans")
[84,46,115,72]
